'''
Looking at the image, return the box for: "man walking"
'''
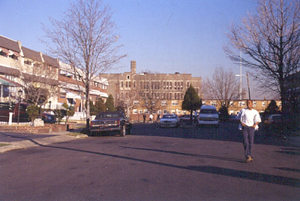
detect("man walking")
[239,100,261,163]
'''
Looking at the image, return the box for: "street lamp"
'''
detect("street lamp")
[17,89,23,124]
[236,73,251,100]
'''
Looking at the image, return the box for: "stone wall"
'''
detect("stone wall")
[0,124,67,134]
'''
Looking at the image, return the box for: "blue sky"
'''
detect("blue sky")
[0,0,256,79]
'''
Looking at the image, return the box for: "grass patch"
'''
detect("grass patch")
[67,132,86,137]
[0,143,10,147]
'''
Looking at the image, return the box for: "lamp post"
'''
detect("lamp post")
[235,73,251,100]
[17,89,23,124]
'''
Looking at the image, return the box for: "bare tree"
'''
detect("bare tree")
[203,67,240,108]
[138,74,161,114]
[22,64,58,107]
[225,0,300,112]
[45,0,125,128]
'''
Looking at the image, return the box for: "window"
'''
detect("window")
[161,100,167,106]
[211,101,217,107]
[60,93,66,98]
[24,60,32,65]
[34,63,41,67]
[239,101,245,107]
[9,54,18,60]
[132,109,138,114]
[172,101,178,106]
[121,81,123,88]
[0,51,7,57]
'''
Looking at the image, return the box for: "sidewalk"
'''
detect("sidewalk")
[0,131,88,153]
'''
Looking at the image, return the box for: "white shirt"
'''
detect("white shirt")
[240,108,261,127]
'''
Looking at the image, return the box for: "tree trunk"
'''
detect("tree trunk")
[86,83,90,130]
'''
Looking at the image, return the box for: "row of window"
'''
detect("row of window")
[120,80,190,90]
[61,72,107,89]
[0,51,18,60]
[202,100,280,108]
[132,109,183,115]
[120,92,184,100]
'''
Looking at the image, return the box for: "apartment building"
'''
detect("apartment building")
[0,35,108,115]
[58,61,108,113]
[101,61,202,121]
[0,35,59,108]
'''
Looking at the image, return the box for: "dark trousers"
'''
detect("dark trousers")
[242,126,255,158]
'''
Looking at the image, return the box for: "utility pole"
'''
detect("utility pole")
[246,72,251,100]
[239,51,243,100]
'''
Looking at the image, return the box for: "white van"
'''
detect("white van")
[197,105,219,126]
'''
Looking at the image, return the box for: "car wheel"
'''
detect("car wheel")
[88,131,93,136]
[120,126,126,137]
[126,127,131,135]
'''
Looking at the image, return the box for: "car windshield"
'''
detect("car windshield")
[200,109,217,114]
[272,115,282,121]
[96,113,122,119]
[162,115,176,119]
[181,115,190,118]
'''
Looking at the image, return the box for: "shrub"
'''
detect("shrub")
[26,105,39,122]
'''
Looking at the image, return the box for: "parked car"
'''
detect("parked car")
[228,114,239,122]
[179,115,190,122]
[179,114,196,126]
[159,114,179,128]
[197,105,219,127]
[42,112,56,124]
[263,114,289,131]
[0,102,28,122]
[89,111,132,136]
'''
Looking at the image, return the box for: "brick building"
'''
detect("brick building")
[0,35,108,120]
[0,35,59,108]
[101,61,202,121]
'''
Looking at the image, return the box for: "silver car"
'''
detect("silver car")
[159,114,179,128]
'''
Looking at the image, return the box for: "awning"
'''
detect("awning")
[0,76,22,87]
[23,73,59,86]
[90,89,108,98]
[66,92,81,99]
[0,65,21,77]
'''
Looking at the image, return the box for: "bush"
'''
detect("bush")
[54,109,65,123]
[26,105,39,122]
[219,105,229,121]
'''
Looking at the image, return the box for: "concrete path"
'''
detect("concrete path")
[0,131,88,153]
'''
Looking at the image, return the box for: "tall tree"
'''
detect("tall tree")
[182,85,201,120]
[105,94,115,112]
[225,0,300,112]
[203,67,240,107]
[265,100,279,114]
[45,0,125,129]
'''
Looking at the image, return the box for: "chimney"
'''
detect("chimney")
[131,60,136,74]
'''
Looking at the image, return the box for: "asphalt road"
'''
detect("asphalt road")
[0,122,299,201]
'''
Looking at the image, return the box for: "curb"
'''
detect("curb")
[0,132,88,153]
